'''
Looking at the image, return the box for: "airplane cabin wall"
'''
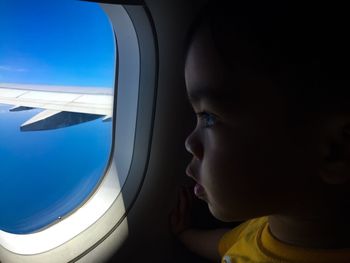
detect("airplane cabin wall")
[104,0,208,262]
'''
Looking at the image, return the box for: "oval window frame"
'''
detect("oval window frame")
[0,2,157,261]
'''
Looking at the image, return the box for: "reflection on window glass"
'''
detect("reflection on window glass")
[0,0,115,234]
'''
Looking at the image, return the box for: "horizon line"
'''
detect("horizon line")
[0,82,114,95]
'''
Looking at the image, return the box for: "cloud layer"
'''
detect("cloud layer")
[0,65,28,72]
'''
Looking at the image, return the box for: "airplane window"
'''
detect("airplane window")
[0,1,154,259]
[0,0,115,234]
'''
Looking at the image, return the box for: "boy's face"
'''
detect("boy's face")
[184,25,322,222]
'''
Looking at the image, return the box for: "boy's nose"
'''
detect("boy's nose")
[185,131,203,160]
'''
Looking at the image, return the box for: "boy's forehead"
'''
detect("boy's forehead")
[186,83,238,105]
[185,24,284,109]
[185,25,238,105]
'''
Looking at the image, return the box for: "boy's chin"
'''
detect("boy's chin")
[208,203,236,223]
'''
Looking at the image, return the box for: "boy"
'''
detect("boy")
[171,1,350,262]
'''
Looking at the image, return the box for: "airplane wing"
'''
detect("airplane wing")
[0,83,113,131]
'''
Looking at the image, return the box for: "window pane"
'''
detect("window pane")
[0,0,115,234]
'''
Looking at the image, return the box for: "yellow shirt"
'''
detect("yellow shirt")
[218,217,350,263]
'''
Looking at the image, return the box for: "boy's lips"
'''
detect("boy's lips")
[194,183,206,199]
[186,164,196,181]
[186,164,206,199]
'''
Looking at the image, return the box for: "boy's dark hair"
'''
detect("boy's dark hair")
[185,1,349,113]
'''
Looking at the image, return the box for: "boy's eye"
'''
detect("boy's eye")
[197,112,217,128]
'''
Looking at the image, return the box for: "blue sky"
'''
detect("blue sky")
[0,0,115,87]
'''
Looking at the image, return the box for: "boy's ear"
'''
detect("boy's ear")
[320,120,350,185]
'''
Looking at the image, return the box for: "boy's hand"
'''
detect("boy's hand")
[170,186,230,262]
[170,186,194,238]
[170,186,228,262]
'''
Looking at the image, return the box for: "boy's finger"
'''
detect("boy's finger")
[185,186,195,208]
[179,187,188,216]
[172,211,180,225]
[176,188,182,211]
[184,186,194,207]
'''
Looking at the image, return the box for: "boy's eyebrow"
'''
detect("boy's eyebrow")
[187,86,237,104]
